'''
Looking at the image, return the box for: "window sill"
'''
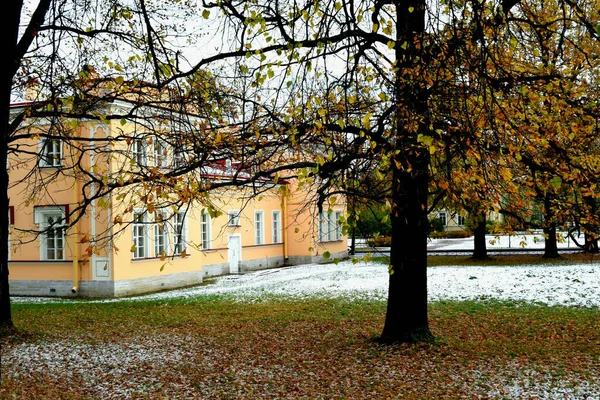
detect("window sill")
[132,254,191,262]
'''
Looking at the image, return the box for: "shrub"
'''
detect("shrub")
[428,217,445,233]
[366,236,392,247]
[429,230,471,239]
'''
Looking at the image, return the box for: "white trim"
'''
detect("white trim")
[38,137,63,167]
[153,138,169,168]
[154,210,170,257]
[201,210,212,250]
[36,208,66,261]
[228,210,241,226]
[131,137,148,167]
[132,210,148,259]
[173,210,188,255]
[272,210,281,244]
[227,234,242,274]
[254,210,265,245]
[34,206,66,225]
[90,124,112,280]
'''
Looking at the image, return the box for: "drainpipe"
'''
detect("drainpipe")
[282,194,288,260]
[71,177,80,294]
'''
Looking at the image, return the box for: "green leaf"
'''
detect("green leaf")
[202,9,210,19]
[323,251,331,260]
[596,23,600,36]
[549,176,562,189]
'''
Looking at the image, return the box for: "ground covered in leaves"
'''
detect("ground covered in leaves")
[2,296,599,399]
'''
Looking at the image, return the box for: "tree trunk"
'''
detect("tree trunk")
[543,194,559,259]
[543,223,559,258]
[0,0,23,330]
[379,0,433,344]
[583,195,599,254]
[380,149,432,343]
[584,232,599,254]
[472,212,488,260]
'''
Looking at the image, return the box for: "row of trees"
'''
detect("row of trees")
[3,0,600,344]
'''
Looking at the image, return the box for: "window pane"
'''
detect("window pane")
[255,212,263,245]
[173,212,185,254]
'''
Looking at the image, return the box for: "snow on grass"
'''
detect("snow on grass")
[4,256,600,399]
[12,260,600,308]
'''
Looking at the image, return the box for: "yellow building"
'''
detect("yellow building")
[8,96,347,298]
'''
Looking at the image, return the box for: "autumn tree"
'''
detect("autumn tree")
[2,0,327,329]
[198,0,600,342]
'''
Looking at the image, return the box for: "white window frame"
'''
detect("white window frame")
[132,137,148,167]
[334,210,343,240]
[319,211,328,242]
[153,139,169,168]
[438,211,447,226]
[201,210,211,250]
[35,206,67,261]
[173,210,187,255]
[39,137,63,167]
[154,211,169,257]
[272,210,281,243]
[228,210,240,227]
[132,211,148,259]
[255,211,264,245]
[457,214,465,226]
[173,143,186,168]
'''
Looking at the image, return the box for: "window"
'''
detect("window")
[319,212,328,242]
[201,211,211,250]
[132,211,148,258]
[272,211,281,243]
[457,215,465,226]
[132,137,147,167]
[34,206,67,260]
[319,210,342,242]
[153,140,168,168]
[334,211,343,240]
[173,211,187,255]
[8,207,13,261]
[438,212,447,226]
[173,143,186,168]
[255,211,264,245]
[154,211,169,257]
[228,210,240,226]
[39,138,62,167]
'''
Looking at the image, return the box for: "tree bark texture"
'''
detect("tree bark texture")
[472,213,488,260]
[543,194,560,259]
[0,0,24,330]
[379,0,433,343]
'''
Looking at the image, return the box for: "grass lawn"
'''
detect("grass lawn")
[1,255,599,399]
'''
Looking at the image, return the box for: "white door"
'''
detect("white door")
[228,235,241,274]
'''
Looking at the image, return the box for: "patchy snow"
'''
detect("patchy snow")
[12,260,600,308]
[429,231,583,250]
[5,235,600,399]
[10,234,599,306]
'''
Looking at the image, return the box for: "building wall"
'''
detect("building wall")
[8,116,348,298]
